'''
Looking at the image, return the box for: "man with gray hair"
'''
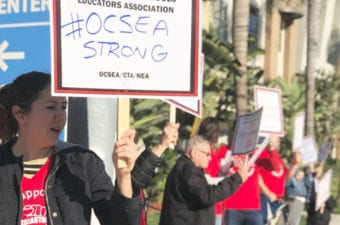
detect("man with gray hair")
[159,135,248,225]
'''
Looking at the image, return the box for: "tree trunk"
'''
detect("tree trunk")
[232,0,249,116]
[305,0,322,135]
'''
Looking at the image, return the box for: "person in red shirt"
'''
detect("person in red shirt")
[224,157,262,225]
[256,135,300,224]
[213,144,263,225]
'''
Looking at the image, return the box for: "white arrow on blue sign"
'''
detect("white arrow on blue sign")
[0,2,50,84]
[0,2,66,140]
[0,40,25,72]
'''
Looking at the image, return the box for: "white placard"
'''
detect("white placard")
[292,112,305,151]
[315,169,332,211]
[254,86,284,136]
[50,0,201,97]
[231,108,263,155]
[300,135,318,166]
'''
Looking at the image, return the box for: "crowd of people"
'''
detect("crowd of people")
[0,71,337,225]
[155,116,336,225]
[180,117,337,225]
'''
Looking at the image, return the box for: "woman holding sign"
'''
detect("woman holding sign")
[0,71,165,225]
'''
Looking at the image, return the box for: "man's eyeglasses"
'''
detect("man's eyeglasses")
[197,149,211,157]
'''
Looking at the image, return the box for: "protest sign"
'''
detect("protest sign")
[231,108,263,155]
[316,169,332,211]
[50,0,201,97]
[318,143,332,162]
[300,135,318,165]
[254,86,284,136]
[292,112,305,151]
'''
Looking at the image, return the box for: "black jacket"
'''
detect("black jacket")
[159,154,243,225]
[0,139,153,225]
[132,148,161,189]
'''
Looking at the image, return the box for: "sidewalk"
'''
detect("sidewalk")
[330,213,340,225]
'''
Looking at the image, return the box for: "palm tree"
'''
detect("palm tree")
[305,0,322,135]
[232,0,250,116]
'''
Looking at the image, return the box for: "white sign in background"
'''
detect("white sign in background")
[315,169,332,211]
[300,135,318,166]
[51,0,201,97]
[292,112,305,151]
[254,86,284,137]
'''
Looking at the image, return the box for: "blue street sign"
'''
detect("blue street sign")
[0,2,50,84]
[0,3,65,139]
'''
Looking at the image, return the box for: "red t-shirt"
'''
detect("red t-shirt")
[21,158,51,225]
[224,164,261,210]
[140,191,146,225]
[205,145,224,215]
[256,149,287,198]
